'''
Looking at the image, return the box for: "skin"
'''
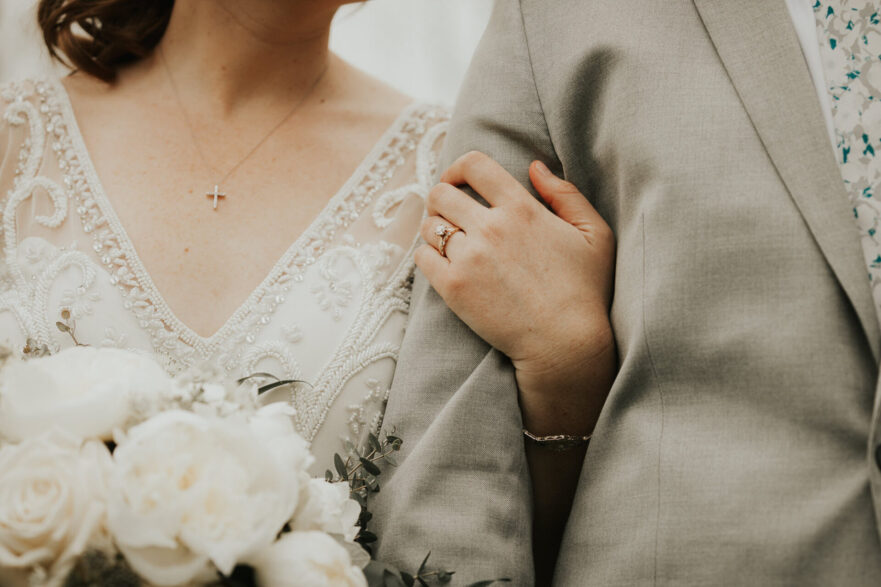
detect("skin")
[62,0,410,337]
[419,154,617,585]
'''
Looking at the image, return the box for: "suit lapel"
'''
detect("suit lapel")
[693,0,881,362]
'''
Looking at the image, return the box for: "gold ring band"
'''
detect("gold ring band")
[439,227,461,258]
[434,224,462,258]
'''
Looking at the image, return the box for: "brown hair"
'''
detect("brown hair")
[38,0,175,82]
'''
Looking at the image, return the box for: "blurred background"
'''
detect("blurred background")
[0,0,493,106]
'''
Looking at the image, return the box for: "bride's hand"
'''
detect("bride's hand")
[416,151,616,434]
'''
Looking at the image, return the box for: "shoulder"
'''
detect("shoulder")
[330,54,449,132]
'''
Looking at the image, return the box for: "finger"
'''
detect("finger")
[420,216,466,260]
[529,161,604,230]
[414,243,450,290]
[427,182,486,232]
[441,151,533,207]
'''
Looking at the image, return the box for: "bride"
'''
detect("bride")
[0,0,616,581]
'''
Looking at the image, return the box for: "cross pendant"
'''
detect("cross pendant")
[206,185,227,210]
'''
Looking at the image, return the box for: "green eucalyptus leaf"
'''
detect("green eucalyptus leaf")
[334,454,348,480]
[364,561,406,587]
[236,372,279,385]
[417,552,431,576]
[56,321,71,333]
[325,469,334,483]
[400,572,415,587]
[360,457,381,476]
[368,433,382,453]
[257,379,307,396]
[383,570,408,587]
[358,530,378,543]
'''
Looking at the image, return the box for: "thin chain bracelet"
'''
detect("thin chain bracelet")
[522,429,592,452]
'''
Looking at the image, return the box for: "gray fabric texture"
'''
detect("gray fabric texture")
[368,1,539,583]
[373,1,881,585]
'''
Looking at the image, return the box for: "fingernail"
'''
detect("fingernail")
[534,161,552,176]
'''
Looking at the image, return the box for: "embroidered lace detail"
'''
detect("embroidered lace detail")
[346,377,391,443]
[283,323,304,344]
[0,77,449,457]
[100,327,128,349]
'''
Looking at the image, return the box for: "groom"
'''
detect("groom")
[373,0,881,584]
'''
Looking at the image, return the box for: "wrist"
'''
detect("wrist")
[511,318,617,386]
[513,318,615,379]
[514,321,617,437]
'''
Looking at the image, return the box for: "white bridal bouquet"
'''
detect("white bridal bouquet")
[0,337,509,587]
[0,344,368,587]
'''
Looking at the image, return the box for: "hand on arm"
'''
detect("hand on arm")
[416,151,618,584]
[417,151,617,434]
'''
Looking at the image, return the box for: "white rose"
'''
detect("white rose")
[251,531,367,587]
[0,430,112,587]
[0,347,174,442]
[292,480,362,543]
[108,410,311,586]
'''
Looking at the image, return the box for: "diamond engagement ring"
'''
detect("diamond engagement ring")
[434,224,462,258]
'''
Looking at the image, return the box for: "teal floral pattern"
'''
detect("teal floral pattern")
[813,1,881,311]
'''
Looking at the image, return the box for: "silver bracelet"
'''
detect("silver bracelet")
[522,429,592,452]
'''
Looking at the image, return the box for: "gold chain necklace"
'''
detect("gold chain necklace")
[159,48,328,210]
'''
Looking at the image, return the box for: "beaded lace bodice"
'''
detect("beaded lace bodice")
[0,78,448,469]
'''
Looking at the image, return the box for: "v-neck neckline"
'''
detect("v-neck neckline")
[51,77,422,354]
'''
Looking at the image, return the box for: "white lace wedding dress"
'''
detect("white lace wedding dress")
[0,78,448,471]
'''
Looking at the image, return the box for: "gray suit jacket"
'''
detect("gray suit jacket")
[372,1,881,585]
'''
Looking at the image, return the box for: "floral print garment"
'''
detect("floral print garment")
[813,1,881,311]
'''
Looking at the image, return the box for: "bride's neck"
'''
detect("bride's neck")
[135,0,342,113]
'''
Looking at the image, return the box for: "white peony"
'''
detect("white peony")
[107,410,312,586]
[0,346,174,442]
[0,430,112,587]
[251,531,367,587]
[292,479,362,543]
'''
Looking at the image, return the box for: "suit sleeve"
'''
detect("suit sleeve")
[369,1,558,583]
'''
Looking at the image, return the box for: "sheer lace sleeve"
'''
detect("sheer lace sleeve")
[0,81,35,349]
[0,81,23,248]
[0,87,11,186]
